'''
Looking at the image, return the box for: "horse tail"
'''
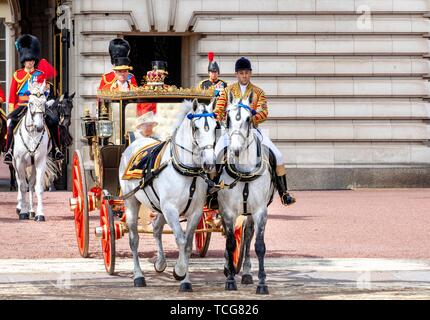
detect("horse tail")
[44,157,61,188]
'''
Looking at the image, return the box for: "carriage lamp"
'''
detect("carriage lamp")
[81,108,97,139]
[97,105,114,138]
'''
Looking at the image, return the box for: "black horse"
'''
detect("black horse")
[4,92,75,191]
[47,91,75,148]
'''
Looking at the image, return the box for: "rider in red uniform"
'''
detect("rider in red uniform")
[99,38,138,91]
[4,34,63,164]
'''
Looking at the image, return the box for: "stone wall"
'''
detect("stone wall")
[69,0,430,189]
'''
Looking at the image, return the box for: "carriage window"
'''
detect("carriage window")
[123,102,188,142]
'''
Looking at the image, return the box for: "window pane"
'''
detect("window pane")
[0,19,4,39]
[0,60,5,82]
[0,40,5,59]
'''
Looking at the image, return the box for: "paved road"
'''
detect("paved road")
[1,258,430,300]
[1,189,430,259]
[1,166,430,299]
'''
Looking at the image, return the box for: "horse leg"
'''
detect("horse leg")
[241,218,255,285]
[34,161,47,222]
[223,212,237,291]
[9,164,17,191]
[253,209,269,294]
[15,173,22,215]
[125,196,146,287]
[178,210,203,292]
[162,203,187,281]
[28,166,36,219]
[15,161,29,220]
[152,211,167,273]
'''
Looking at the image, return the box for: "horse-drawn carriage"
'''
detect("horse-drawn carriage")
[69,85,248,276]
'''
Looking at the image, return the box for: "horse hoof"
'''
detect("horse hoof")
[34,215,45,222]
[154,260,166,273]
[19,213,29,220]
[134,277,146,287]
[241,274,253,285]
[179,282,193,292]
[16,208,21,215]
[29,212,36,219]
[256,285,269,295]
[173,268,186,281]
[225,279,237,291]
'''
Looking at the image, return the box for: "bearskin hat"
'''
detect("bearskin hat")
[16,34,41,65]
[109,38,132,70]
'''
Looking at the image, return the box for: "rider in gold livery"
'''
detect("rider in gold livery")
[214,57,295,206]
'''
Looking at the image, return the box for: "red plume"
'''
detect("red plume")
[208,52,214,62]
[37,58,57,80]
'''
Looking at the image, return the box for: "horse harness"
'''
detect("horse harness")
[218,135,272,216]
[18,112,46,166]
[119,125,216,217]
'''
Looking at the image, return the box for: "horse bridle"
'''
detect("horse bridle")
[227,101,256,145]
[175,111,218,156]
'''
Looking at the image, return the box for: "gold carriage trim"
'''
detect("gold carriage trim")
[97,85,214,100]
[122,141,168,180]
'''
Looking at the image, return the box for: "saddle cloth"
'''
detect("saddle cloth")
[122,141,167,180]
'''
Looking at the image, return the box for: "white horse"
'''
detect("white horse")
[13,80,57,221]
[119,99,218,291]
[217,92,274,294]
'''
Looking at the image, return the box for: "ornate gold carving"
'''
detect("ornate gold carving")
[97,85,214,100]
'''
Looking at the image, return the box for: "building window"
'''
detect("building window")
[0,18,5,109]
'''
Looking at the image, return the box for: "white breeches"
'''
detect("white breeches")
[215,128,285,165]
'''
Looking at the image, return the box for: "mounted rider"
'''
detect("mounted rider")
[3,34,63,164]
[99,38,138,92]
[214,57,295,206]
[198,52,227,97]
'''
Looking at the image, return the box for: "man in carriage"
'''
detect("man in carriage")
[3,34,63,164]
[198,52,227,97]
[99,38,138,92]
[214,57,295,206]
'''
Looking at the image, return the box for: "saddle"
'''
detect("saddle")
[122,141,168,181]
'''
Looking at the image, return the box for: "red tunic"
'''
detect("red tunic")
[98,71,138,90]
[0,85,5,104]
[8,68,47,112]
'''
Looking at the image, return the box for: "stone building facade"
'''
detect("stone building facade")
[1,0,430,189]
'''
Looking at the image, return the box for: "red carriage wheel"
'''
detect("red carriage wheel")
[71,150,89,258]
[232,216,247,274]
[194,208,212,257]
[100,190,116,275]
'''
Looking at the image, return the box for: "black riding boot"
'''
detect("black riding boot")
[275,174,295,206]
[48,124,64,161]
[3,124,16,164]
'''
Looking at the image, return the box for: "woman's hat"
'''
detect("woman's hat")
[134,111,158,129]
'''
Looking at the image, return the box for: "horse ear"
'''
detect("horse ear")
[41,80,46,92]
[59,94,64,102]
[192,99,199,112]
[248,91,254,105]
[64,91,69,98]
[69,92,75,99]
[228,91,234,104]
[210,98,217,111]
[28,80,34,93]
